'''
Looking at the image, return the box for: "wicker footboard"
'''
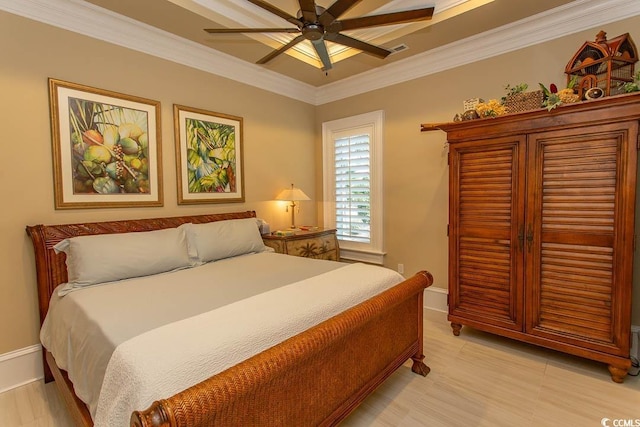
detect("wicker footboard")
[132,270,433,427]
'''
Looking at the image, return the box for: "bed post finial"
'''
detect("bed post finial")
[131,400,171,427]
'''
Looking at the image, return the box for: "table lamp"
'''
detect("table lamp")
[275,184,310,229]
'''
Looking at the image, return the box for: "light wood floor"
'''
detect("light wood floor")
[1,310,639,426]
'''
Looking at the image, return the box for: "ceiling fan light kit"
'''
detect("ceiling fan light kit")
[205,0,435,71]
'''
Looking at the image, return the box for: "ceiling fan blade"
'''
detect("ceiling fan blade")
[247,0,303,27]
[329,7,434,32]
[325,32,390,58]
[319,0,363,26]
[205,28,300,34]
[298,0,318,23]
[256,34,306,65]
[311,39,332,71]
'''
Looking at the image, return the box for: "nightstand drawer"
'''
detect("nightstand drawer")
[262,229,339,261]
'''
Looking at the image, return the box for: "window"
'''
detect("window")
[322,110,384,264]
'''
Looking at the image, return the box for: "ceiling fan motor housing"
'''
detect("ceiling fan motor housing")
[302,24,324,40]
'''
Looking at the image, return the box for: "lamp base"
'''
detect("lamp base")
[288,201,298,231]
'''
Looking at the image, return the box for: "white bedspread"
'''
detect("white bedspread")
[41,252,343,418]
[93,262,403,427]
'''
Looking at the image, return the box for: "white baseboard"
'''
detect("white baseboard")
[0,344,43,394]
[424,287,448,313]
[631,325,640,363]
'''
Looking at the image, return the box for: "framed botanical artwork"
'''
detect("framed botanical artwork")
[173,104,244,204]
[48,78,163,209]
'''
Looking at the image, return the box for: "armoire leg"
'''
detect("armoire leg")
[450,322,462,336]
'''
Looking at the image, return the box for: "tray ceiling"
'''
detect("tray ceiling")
[82,0,577,87]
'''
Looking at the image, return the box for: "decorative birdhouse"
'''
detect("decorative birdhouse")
[565,31,637,99]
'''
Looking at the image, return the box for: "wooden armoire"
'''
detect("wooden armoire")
[422,92,640,382]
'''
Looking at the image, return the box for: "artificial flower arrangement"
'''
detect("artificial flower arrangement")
[474,99,506,117]
[539,76,580,111]
[457,77,597,121]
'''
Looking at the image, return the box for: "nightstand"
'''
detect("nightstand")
[262,228,340,261]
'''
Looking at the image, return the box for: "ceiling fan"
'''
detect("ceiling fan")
[204,0,435,71]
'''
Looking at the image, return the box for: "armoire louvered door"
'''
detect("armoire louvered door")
[448,137,525,333]
[525,122,638,359]
[423,92,640,382]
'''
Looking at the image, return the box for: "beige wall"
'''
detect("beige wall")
[0,11,317,354]
[315,15,640,325]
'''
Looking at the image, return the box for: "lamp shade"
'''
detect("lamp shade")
[275,184,310,202]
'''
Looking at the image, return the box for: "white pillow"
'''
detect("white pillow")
[54,226,193,295]
[182,218,268,264]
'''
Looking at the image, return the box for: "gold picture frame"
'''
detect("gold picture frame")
[48,78,163,209]
[173,104,244,204]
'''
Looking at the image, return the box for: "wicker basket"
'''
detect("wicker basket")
[504,90,544,114]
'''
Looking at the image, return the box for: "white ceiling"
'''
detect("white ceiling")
[2,0,640,104]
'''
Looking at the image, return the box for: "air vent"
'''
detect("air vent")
[388,44,409,55]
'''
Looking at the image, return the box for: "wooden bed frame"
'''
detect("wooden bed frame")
[26,211,434,427]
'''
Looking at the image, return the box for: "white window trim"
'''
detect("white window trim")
[322,110,385,265]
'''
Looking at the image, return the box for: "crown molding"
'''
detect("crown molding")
[1,0,639,106]
[315,0,640,105]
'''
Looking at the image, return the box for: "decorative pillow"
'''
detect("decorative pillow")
[54,226,193,295]
[182,218,268,264]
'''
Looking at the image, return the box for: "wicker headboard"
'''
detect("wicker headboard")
[26,211,257,326]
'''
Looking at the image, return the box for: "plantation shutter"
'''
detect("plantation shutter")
[334,134,371,243]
